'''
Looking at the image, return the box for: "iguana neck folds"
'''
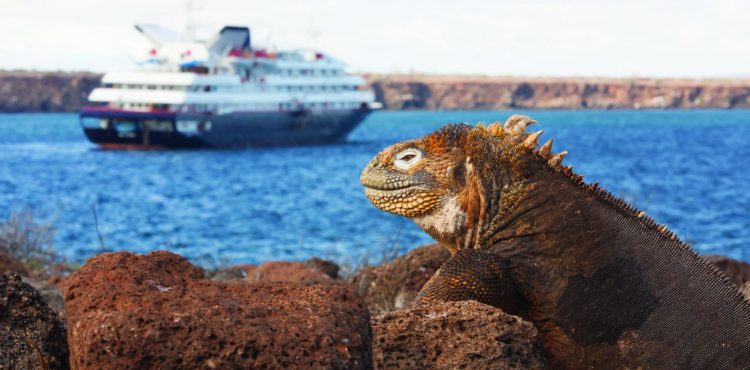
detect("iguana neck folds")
[412,195,467,253]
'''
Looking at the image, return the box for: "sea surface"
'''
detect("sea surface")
[0,110,748,267]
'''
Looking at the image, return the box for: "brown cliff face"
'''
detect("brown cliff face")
[0,71,101,112]
[3,70,750,112]
[368,74,750,110]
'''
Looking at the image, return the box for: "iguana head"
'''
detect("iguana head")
[360,115,571,252]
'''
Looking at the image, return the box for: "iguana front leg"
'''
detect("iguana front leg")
[415,248,524,315]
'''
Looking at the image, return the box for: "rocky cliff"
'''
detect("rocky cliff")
[3,70,750,112]
[0,71,100,112]
[368,74,750,110]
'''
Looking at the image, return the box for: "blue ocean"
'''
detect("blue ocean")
[0,110,748,266]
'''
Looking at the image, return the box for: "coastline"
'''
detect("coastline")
[367,73,750,110]
[2,70,750,112]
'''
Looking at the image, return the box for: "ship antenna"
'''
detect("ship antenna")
[185,0,196,42]
[308,19,321,50]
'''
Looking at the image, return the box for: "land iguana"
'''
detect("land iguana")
[359,116,750,369]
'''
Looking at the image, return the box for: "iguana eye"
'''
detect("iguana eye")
[394,148,422,170]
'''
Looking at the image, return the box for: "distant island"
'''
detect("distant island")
[368,74,750,110]
[2,70,750,112]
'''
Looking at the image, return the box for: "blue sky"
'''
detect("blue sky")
[1,0,748,77]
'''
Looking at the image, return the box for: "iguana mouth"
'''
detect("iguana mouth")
[360,171,413,191]
[363,185,439,218]
[362,187,413,201]
[361,182,413,191]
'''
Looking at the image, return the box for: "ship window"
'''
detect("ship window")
[144,120,173,132]
[81,117,106,129]
[113,119,138,135]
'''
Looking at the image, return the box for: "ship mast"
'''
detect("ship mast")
[185,0,196,42]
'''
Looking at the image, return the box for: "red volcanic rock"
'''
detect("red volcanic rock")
[244,261,335,284]
[211,259,337,285]
[304,257,340,279]
[61,251,372,369]
[350,244,451,314]
[0,270,69,370]
[372,300,544,369]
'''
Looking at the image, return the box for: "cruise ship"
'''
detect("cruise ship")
[80,25,380,148]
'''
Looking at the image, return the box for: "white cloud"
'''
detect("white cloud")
[0,0,747,77]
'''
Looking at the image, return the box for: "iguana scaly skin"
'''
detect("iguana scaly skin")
[360,116,750,369]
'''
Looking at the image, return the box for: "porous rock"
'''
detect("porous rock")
[212,259,336,285]
[0,252,66,320]
[208,265,249,282]
[350,244,451,314]
[0,270,70,370]
[243,260,335,284]
[304,257,340,279]
[372,300,545,369]
[61,251,372,369]
[22,276,66,321]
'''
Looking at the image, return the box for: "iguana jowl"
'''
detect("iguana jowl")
[360,116,750,369]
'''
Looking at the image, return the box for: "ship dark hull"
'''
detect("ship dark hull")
[79,107,372,148]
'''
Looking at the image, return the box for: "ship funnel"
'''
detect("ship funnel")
[209,26,251,56]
